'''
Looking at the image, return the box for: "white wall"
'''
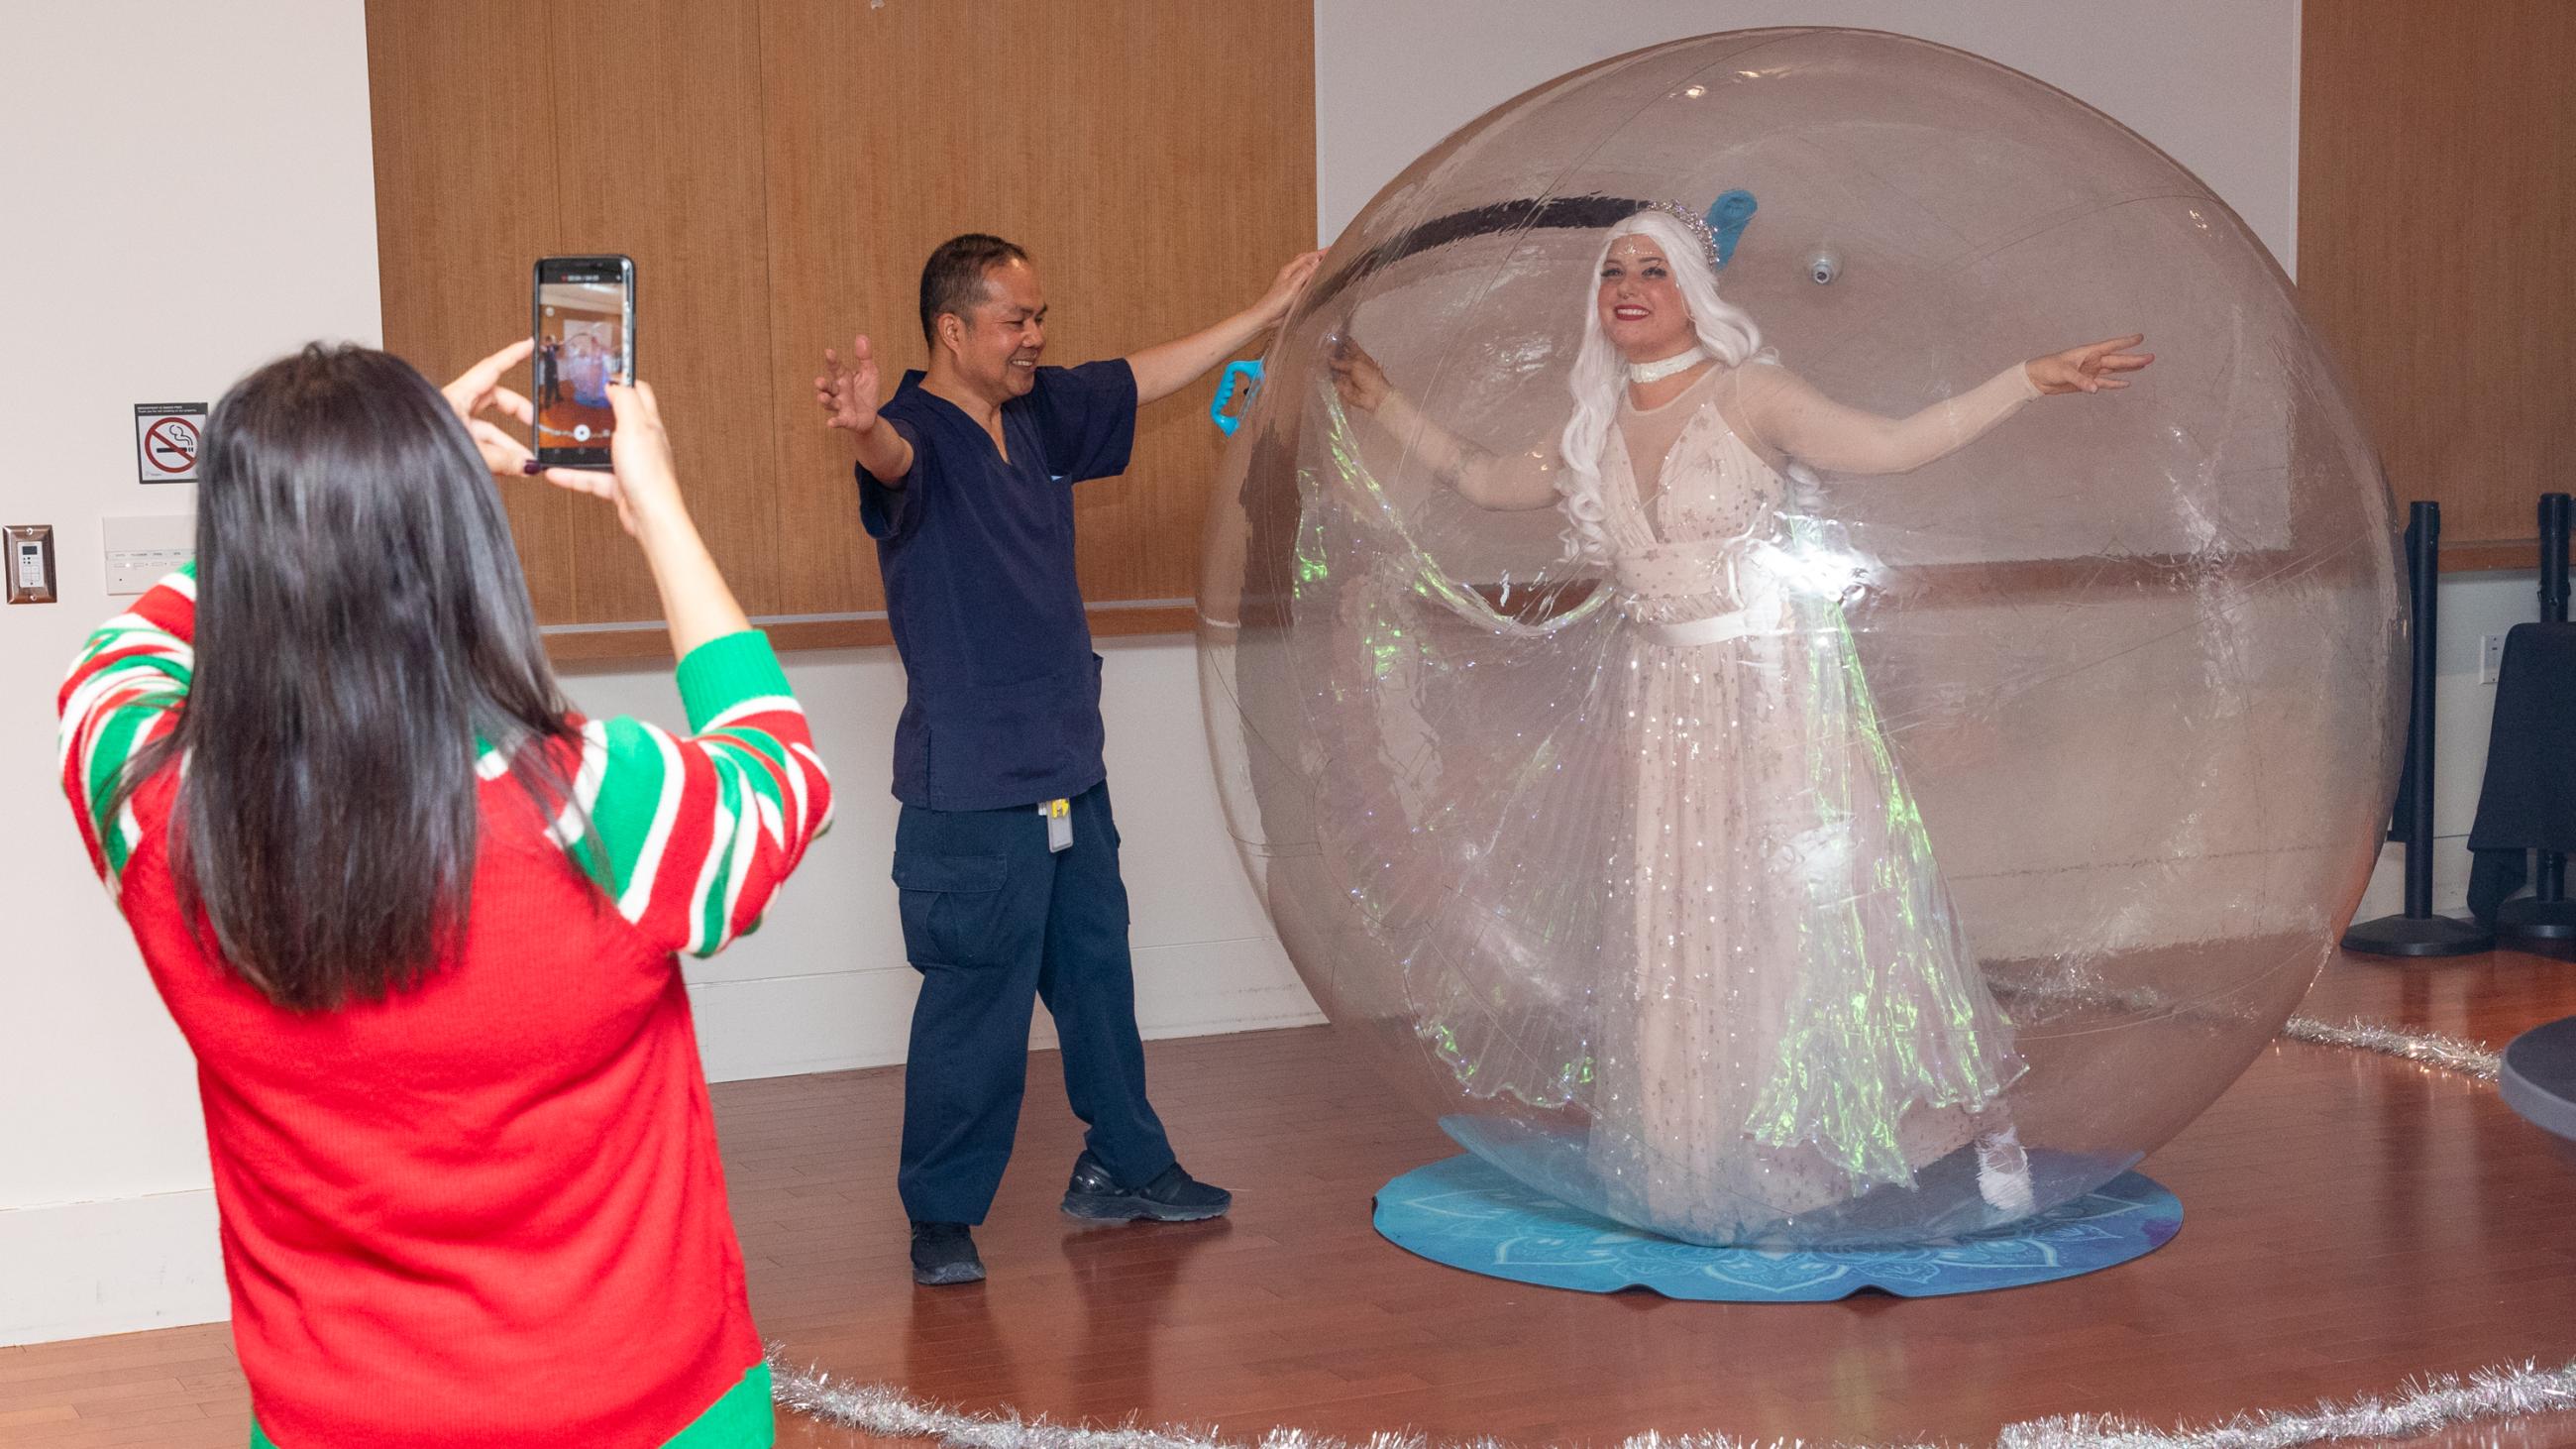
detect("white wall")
[0,2,384,1342]
[21,0,2512,1351]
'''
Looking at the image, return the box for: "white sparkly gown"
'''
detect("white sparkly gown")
[1577,364,2029,1243]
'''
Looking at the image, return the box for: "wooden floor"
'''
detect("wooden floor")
[10,947,2576,1448]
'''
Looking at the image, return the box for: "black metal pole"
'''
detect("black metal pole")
[2344,502,2494,956]
[2540,493,2570,624]
[2403,504,2440,918]
[2539,848,2570,909]
[2539,494,2568,907]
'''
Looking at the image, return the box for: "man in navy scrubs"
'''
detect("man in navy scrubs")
[815,234,1320,1284]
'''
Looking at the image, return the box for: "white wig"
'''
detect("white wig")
[1556,210,1765,565]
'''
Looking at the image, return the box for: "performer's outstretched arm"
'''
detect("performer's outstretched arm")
[1740,334,2149,477]
[1328,337,1561,511]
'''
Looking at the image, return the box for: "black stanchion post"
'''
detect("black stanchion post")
[2496,492,2574,943]
[2542,494,2572,623]
[2344,502,2495,956]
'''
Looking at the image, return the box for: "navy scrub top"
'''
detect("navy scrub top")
[858,359,1139,812]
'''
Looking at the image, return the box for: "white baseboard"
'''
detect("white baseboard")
[0,1189,228,1347]
[1131,936,1327,1040]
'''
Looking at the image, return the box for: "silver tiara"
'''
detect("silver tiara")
[1635,199,1726,274]
[1631,192,1759,273]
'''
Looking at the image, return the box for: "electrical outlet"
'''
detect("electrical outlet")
[2480,632,2507,685]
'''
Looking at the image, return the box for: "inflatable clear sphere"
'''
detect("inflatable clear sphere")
[1198,28,2401,1247]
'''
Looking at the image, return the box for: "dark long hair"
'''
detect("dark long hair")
[122,344,585,1011]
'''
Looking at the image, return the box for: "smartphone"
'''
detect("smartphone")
[531,255,636,471]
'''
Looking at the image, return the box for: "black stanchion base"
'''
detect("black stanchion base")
[2495,896,2576,944]
[2341,913,2496,957]
[2501,1017,2576,1141]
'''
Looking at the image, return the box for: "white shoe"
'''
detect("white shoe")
[1977,1128,2035,1216]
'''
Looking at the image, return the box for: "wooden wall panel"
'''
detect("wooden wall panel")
[369,0,1318,655]
[366,0,576,619]
[2299,2,2576,571]
[544,4,781,624]
[756,0,1318,618]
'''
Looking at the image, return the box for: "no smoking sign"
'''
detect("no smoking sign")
[136,402,207,484]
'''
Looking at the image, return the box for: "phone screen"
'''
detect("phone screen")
[532,256,635,469]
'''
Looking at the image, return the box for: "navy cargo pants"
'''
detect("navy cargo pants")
[891,781,1176,1223]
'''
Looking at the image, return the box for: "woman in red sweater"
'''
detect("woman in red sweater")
[57,340,833,1447]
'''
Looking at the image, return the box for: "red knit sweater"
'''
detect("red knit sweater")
[57,570,833,1447]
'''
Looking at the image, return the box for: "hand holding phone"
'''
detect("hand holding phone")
[532,255,637,471]
[440,338,539,477]
[527,380,685,540]
[522,378,749,657]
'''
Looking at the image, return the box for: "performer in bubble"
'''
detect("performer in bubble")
[1326,202,2150,1242]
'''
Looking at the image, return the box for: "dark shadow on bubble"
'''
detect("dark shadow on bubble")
[1307,195,1656,316]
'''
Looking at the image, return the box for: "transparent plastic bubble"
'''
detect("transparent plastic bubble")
[1199,28,2401,1247]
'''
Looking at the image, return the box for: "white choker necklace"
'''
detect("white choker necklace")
[1626,347,1710,385]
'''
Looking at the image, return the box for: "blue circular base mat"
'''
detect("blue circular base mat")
[1373,1155,2181,1300]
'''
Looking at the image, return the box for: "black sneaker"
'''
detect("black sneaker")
[909,1220,985,1285]
[1060,1150,1233,1222]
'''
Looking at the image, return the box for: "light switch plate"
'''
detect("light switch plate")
[7,525,56,604]
[103,514,193,596]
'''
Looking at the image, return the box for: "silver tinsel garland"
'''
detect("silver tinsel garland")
[773,1013,2541,1448]
[1984,972,2503,1084]
[2277,1016,2502,1080]
[772,1352,2576,1449]
[1994,1358,2576,1447]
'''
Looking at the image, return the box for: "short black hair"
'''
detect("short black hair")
[918,233,1029,347]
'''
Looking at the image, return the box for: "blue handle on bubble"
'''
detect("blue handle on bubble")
[1706,189,1758,269]
[1212,359,1264,436]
